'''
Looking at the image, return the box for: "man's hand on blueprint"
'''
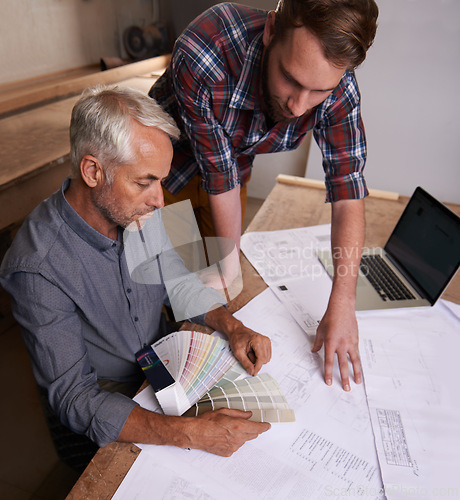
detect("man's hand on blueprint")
[205,305,272,376]
[313,198,364,391]
[119,405,271,457]
[312,299,362,391]
[191,408,271,456]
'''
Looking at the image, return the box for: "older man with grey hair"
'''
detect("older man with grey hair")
[0,85,271,471]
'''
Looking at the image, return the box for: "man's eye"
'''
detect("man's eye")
[136,182,149,188]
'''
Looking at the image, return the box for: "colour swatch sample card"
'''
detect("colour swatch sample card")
[184,373,296,423]
[136,331,295,422]
[136,330,244,416]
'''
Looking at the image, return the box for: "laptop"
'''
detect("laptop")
[317,186,460,311]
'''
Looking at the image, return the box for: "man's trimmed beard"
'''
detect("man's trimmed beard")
[261,43,296,124]
[91,181,148,229]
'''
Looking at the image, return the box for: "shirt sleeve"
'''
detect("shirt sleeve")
[171,49,240,195]
[313,71,369,202]
[3,271,137,448]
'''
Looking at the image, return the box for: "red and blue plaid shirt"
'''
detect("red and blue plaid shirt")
[150,3,368,202]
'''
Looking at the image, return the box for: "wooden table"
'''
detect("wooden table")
[67,179,460,499]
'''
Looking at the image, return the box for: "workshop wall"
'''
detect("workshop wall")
[0,0,155,85]
[306,0,460,203]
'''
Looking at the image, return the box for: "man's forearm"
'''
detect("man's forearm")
[204,304,243,338]
[313,198,365,390]
[206,186,243,290]
[118,405,190,447]
[329,198,365,303]
[208,185,242,251]
[118,404,271,457]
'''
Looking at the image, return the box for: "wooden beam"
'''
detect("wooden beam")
[0,67,167,231]
[276,174,400,201]
[0,55,171,116]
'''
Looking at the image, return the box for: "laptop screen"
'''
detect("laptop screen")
[384,187,460,304]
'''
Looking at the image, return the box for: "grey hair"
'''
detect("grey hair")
[69,84,180,182]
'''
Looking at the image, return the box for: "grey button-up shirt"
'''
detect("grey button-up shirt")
[0,179,224,446]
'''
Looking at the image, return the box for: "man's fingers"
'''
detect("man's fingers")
[208,408,252,420]
[349,350,362,384]
[199,408,271,431]
[324,343,354,391]
[334,349,362,390]
[253,335,272,361]
[337,352,350,391]
[251,338,272,374]
[232,334,272,376]
[323,347,334,386]
[311,333,324,353]
[234,349,255,376]
[252,353,264,376]
[195,409,271,456]
[206,408,272,435]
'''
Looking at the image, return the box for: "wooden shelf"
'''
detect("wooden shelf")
[0,55,170,230]
[0,55,170,116]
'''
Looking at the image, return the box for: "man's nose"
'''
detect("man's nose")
[287,90,315,117]
[146,182,164,209]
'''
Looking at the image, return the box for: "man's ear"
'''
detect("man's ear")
[263,10,276,47]
[80,155,103,188]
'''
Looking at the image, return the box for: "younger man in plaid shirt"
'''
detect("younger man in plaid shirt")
[150,0,379,391]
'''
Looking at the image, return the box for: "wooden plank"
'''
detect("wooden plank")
[0,98,76,188]
[0,75,160,190]
[0,71,165,231]
[276,174,400,201]
[66,442,140,500]
[246,181,331,233]
[0,65,99,106]
[0,55,170,116]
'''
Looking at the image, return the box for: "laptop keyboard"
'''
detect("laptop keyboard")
[360,255,416,301]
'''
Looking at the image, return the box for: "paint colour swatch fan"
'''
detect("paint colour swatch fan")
[136,330,295,422]
[184,372,296,423]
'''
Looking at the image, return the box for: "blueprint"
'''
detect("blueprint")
[357,301,460,499]
[114,223,460,499]
[241,224,332,336]
[240,224,331,287]
[116,289,384,500]
[241,224,460,499]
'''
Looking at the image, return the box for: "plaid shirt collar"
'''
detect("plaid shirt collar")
[229,32,264,112]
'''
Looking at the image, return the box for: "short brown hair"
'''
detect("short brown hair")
[274,0,379,69]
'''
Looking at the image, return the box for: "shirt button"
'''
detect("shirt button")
[134,317,139,322]
[127,288,132,293]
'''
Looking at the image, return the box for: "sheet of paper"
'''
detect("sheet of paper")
[270,273,332,336]
[241,224,331,286]
[118,289,384,500]
[357,300,460,499]
[241,225,332,335]
[242,224,460,498]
